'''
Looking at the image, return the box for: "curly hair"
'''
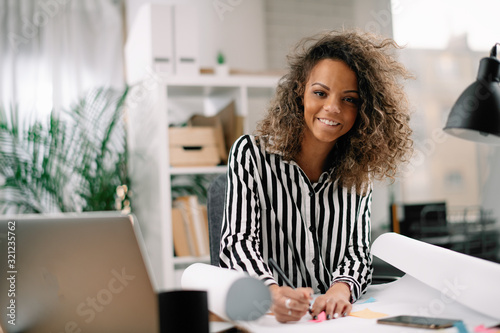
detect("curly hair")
[255,29,414,191]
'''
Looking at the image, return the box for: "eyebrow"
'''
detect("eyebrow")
[311,82,359,94]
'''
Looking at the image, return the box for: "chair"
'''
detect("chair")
[207,173,227,266]
[206,173,401,284]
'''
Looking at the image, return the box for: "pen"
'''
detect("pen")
[268,257,295,288]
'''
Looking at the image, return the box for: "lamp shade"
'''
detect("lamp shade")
[444,46,500,144]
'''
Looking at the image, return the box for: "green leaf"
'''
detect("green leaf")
[0,87,131,213]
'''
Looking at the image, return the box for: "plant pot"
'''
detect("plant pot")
[215,64,229,76]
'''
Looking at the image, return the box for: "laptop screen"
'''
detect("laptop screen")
[0,212,158,333]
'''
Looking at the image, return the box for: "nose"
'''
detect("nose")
[324,96,341,113]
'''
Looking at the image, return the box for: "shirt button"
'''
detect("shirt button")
[309,226,315,232]
[312,258,317,265]
[309,192,314,197]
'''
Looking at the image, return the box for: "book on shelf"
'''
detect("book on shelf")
[172,195,210,257]
[171,207,191,257]
[200,205,209,247]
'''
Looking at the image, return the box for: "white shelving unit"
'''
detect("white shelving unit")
[127,74,278,290]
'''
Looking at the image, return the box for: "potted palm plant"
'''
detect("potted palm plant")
[0,87,131,214]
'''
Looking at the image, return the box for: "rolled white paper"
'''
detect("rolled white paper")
[372,232,500,319]
[181,263,272,321]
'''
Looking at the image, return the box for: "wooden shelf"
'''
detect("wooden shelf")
[173,255,210,266]
[170,165,228,175]
[160,74,279,87]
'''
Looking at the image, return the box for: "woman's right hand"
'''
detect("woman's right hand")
[269,284,313,323]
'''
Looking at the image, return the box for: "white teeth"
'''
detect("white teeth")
[319,118,339,126]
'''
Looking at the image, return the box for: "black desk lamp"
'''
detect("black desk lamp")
[444,43,500,144]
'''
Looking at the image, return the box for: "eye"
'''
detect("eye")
[344,96,360,106]
[314,91,326,97]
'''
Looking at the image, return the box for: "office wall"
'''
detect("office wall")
[264,0,393,70]
[125,0,267,71]
[264,0,355,70]
[125,0,394,72]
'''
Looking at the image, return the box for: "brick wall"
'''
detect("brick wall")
[263,0,393,70]
[264,0,356,70]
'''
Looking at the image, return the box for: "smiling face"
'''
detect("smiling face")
[302,59,359,153]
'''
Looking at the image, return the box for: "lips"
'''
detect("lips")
[318,118,340,126]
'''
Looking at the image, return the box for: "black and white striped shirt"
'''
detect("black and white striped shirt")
[219,135,373,301]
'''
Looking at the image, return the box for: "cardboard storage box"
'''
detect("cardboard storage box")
[188,101,241,164]
[169,127,224,167]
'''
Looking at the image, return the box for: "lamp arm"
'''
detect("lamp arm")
[490,43,500,58]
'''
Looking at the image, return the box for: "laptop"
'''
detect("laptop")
[0,212,159,333]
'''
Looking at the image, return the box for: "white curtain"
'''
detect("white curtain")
[0,0,125,122]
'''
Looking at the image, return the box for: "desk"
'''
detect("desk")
[234,233,500,332]
[202,233,500,332]
[236,275,498,333]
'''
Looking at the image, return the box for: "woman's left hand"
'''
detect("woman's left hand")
[310,282,352,320]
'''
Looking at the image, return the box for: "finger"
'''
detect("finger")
[273,307,305,323]
[324,298,336,320]
[331,302,341,319]
[280,300,309,319]
[297,287,313,301]
[270,286,311,323]
[282,290,312,311]
[313,297,348,320]
[332,300,352,319]
[274,309,293,324]
[282,296,310,313]
[273,295,309,320]
[282,287,312,302]
[310,296,328,318]
[340,302,352,317]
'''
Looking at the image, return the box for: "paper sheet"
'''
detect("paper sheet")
[474,324,500,333]
[358,297,376,304]
[349,308,388,319]
[181,263,271,321]
[308,311,326,322]
[371,233,500,319]
[238,275,498,332]
[234,232,500,332]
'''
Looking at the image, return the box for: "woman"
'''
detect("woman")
[219,29,413,323]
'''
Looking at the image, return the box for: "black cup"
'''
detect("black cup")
[158,290,209,333]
